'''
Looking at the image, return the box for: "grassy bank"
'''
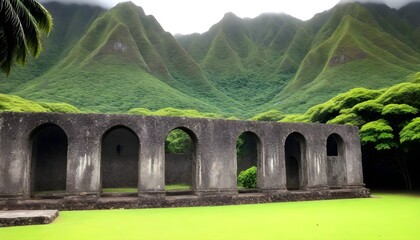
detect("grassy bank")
[0,193,419,240]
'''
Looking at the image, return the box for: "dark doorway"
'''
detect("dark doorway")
[101,126,139,194]
[326,134,346,188]
[165,128,196,193]
[31,124,68,195]
[285,132,306,190]
[236,132,261,192]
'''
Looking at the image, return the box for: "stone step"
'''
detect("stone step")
[0,210,59,227]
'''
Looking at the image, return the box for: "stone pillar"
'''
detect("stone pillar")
[258,139,286,192]
[0,117,30,198]
[195,121,237,195]
[66,128,101,197]
[138,124,165,198]
[305,138,329,190]
[344,129,365,188]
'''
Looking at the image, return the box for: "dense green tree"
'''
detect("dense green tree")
[306,88,383,123]
[328,111,365,126]
[283,81,420,189]
[350,100,383,122]
[359,118,416,190]
[400,117,420,146]
[382,104,418,128]
[0,0,53,75]
[376,83,420,108]
[360,120,396,150]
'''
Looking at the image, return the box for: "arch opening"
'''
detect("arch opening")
[101,126,139,195]
[285,132,306,190]
[165,128,197,194]
[326,134,347,188]
[30,124,68,196]
[236,131,261,192]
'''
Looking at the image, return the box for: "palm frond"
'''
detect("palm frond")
[20,0,53,34]
[13,0,42,56]
[0,0,52,75]
[0,0,27,74]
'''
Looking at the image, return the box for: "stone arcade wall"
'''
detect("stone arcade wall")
[0,112,369,209]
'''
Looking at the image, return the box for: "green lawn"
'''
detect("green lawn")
[0,193,419,240]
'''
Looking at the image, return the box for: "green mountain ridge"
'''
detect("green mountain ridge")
[1,1,420,117]
[5,2,237,113]
[266,3,420,113]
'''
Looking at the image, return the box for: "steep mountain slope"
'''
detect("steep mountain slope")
[266,3,420,113]
[0,2,105,92]
[177,2,420,114]
[1,1,420,117]
[5,2,237,113]
[177,13,303,109]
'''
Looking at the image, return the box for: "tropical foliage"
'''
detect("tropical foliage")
[2,2,420,117]
[282,79,420,189]
[0,93,80,112]
[165,129,192,154]
[0,0,53,75]
[250,109,285,122]
[0,1,419,190]
[238,166,257,189]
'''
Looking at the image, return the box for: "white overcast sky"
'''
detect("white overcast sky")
[39,0,418,34]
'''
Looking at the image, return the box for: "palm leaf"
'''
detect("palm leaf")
[21,0,53,34]
[0,0,52,75]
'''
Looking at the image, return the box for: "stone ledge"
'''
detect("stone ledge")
[0,189,370,211]
[0,210,59,227]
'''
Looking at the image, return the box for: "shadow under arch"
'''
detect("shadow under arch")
[284,132,307,190]
[164,126,198,194]
[326,133,347,188]
[236,131,262,192]
[30,123,68,197]
[101,125,140,195]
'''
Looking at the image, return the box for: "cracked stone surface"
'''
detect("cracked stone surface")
[0,210,59,227]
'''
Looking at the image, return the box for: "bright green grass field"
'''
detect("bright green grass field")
[0,193,419,240]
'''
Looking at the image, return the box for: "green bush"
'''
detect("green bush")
[250,109,285,122]
[39,102,81,113]
[238,166,257,189]
[165,129,192,154]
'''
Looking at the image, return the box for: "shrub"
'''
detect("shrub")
[165,129,192,154]
[40,102,81,113]
[238,166,257,189]
[250,109,284,122]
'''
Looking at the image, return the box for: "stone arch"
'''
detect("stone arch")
[101,125,140,193]
[164,127,198,192]
[236,131,262,191]
[326,133,347,188]
[30,123,68,196]
[284,132,307,190]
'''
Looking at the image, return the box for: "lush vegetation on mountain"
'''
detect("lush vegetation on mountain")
[128,107,225,119]
[0,93,80,113]
[0,1,419,189]
[1,2,420,118]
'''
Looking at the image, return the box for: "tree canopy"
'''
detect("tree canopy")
[282,79,420,189]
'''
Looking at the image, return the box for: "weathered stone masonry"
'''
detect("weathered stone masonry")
[0,112,369,210]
